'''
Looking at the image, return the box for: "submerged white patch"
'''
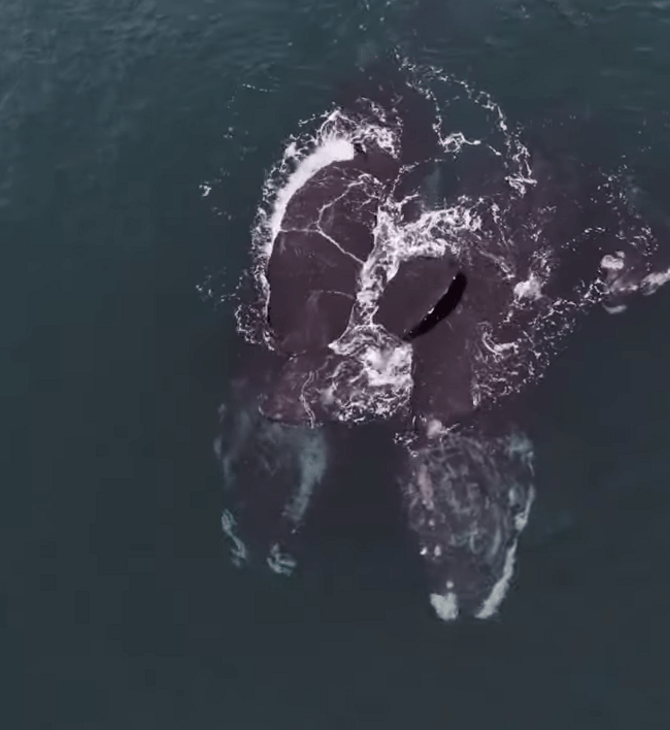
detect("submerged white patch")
[282,429,328,526]
[267,542,296,576]
[430,591,459,621]
[475,483,535,620]
[215,404,255,487]
[603,303,628,315]
[475,542,517,619]
[426,418,445,439]
[221,509,248,567]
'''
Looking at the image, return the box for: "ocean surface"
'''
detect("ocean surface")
[4,0,670,727]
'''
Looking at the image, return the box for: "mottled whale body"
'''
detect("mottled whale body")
[215,66,670,619]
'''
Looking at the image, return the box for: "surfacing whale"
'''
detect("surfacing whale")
[213,62,670,620]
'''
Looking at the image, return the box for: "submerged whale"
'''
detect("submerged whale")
[215,65,670,619]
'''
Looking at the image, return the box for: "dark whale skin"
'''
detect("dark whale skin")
[218,100,670,619]
[402,272,468,342]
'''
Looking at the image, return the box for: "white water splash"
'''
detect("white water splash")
[268,134,356,247]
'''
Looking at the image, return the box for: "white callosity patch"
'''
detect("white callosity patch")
[430,591,459,621]
[513,272,543,301]
[601,252,626,271]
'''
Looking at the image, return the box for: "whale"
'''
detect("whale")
[214,64,670,619]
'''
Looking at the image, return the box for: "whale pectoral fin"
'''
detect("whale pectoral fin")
[403,273,467,342]
[216,387,329,574]
[374,256,459,338]
[410,310,475,425]
[413,352,474,424]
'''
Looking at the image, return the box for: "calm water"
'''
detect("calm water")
[4,1,670,727]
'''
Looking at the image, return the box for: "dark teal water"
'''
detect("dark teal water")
[4,1,670,727]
